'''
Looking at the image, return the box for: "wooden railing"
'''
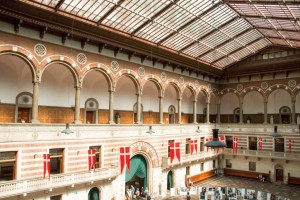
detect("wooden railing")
[224,168,270,181]
[189,170,216,185]
[0,166,119,199]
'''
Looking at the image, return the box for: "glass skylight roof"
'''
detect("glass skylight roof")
[23,0,300,69]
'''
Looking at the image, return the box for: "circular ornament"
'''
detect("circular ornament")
[261,82,268,90]
[77,53,87,64]
[34,44,47,56]
[111,60,119,71]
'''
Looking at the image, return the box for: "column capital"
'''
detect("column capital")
[32,80,41,85]
[74,85,82,89]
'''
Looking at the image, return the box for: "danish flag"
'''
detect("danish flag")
[216,136,225,153]
[170,142,180,163]
[206,137,212,152]
[190,140,198,155]
[258,137,263,151]
[43,154,50,179]
[88,149,96,171]
[120,147,130,174]
[233,136,238,153]
[288,139,292,152]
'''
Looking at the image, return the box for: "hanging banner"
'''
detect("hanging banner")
[216,136,225,153]
[205,137,212,152]
[190,139,198,155]
[258,137,263,151]
[43,153,50,179]
[233,136,238,153]
[288,139,292,152]
[120,147,130,174]
[88,149,96,171]
[170,142,180,163]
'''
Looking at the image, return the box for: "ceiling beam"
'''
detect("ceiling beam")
[97,0,125,25]
[255,27,300,33]
[178,16,240,53]
[224,0,299,5]
[242,14,298,21]
[157,1,222,45]
[55,0,65,12]
[130,0,180,36]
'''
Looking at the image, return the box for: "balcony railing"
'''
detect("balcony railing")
[162,151,221,169]
[223,149,300,160]
[0,166,119,199]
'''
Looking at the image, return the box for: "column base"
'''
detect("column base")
[31,119,40,123]
[159,121,164,124]
[74,120,82,124]
[135,121,143,125]
[108,121,116,125]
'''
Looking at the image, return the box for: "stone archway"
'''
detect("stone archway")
[275,164,284,182]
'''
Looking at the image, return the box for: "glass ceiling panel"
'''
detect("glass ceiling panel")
[182,43,211,57]
[214,57,236,69]
[247,39,271,52]
[217,40,242,55]
[136,22,174,43]
[230,48,252,61]
[255,4,293,18]
[177,0,220,16]
[155,4,193,31]
[236,30,263,46]
[180,20,214,40]
[230,3,260,16]
[201,4,237,29]
[200,50,225,63]
[221,18,252,38]
[258,28,281,38]
[201,31,230,48]
[268,38,289,46]
[288,40,300,48]
[288,5,300,18]
[268,19,300,31]
[101,7,148,33]
[38,0,59,7]
[161,33,195,51]
[279,31,300,41]
[246,18,273,29]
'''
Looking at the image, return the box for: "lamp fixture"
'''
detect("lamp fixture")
[204,128,226,149]
[195,126,202,133]
[146,125,155,134]
[270,125,282,137]
[61,123,74,134]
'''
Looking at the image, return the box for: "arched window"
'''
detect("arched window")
[88,187,100,200]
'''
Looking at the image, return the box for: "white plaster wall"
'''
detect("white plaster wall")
[220,93,239,114]
[267,89,292,113]
[0,55,32,104]
[197,91,206,114]
[39,63,75,107]
[81,71,109,109]
[114,76,136,110]
[164,85,178,112]
[142,81,159,112]
[243,91,264,114]
[181,89,193,114]
[209,95,217,115]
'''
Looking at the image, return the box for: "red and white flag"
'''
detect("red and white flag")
[170,142,180,163]
[288,139,292,152]
[43,153,50,179]
[233,136,238,153]
[190,140,198,155]
[88,149,96,171]
[205,137,212,152]
[216,136,225,153]
[258,137,263,151]
[120,147,130,174]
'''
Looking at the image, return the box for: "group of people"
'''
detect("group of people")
[126,185,151,200]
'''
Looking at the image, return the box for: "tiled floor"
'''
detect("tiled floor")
[160,175,300,200]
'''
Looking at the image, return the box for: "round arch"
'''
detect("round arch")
[164,82,181,99]
[115,72,141,94]
[82,67,113,91]
[88,187,101,200]
[141,77,163,97]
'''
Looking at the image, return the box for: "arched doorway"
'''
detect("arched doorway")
[168,105,176,124]
[167,171,173,190]
[233,108,241,123]
[15,92,33,123]
[275,164,284,182]
[125,154,147,193]
[88,187,100,200]
[279,106,291,124]
[84,98,99,124]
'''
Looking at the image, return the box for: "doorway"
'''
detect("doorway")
[168,105,176,124]
[125,154,148,192]
[274,138,284,152]
[88,187,100,200]
[279,106,291,124]
[15,92,33,123]
[17,107,30,123]
[85,98,99,124]
[233,108,241,123]
[167,171,173,190]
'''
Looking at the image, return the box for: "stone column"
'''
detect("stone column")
[74,86,82,124]
[217,103,221,123]
[193,100,197,124]
[31,81,40,123]
[239,102,243,123]
[108,90,115,124]
[292,100,296,124]
[178,98,182,124]
[159,96,163,124]
[136,93,142,124]
[264,100,268,124]
[206,102,210,123]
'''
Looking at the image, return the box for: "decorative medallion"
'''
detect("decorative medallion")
[237,84,243,92]
[288,80,296,88]
[34,44,47,56]
[195,80,199,88]
[138,67,145,77]
[179,76,184,85]
[77,53,87,64]
[111,60,119,71]
[161,72,167,82]
[261,82,268,90]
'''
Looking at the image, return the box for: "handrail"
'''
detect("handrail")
[0,166,119,198]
